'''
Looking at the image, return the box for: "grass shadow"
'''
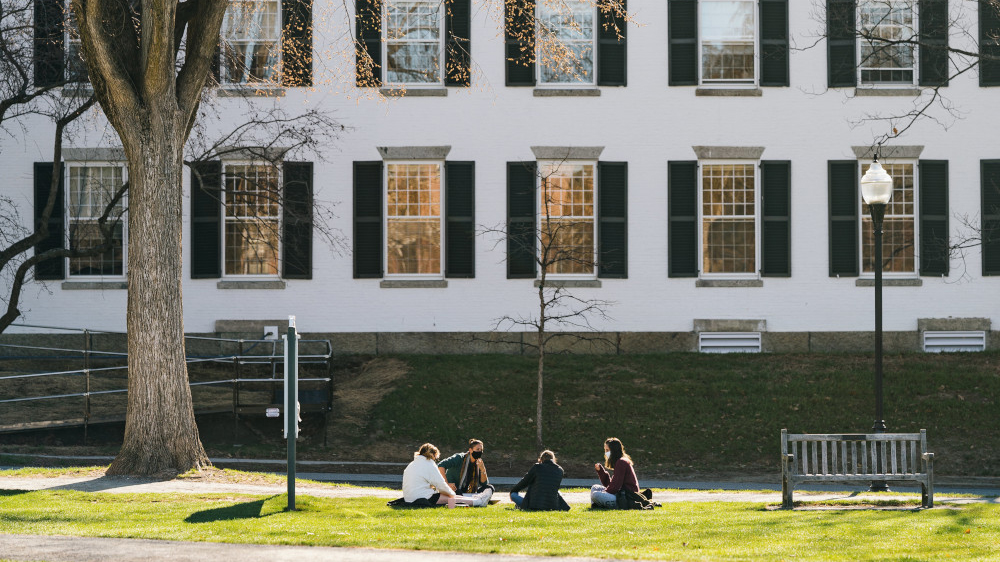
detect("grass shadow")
[185,495,282,523]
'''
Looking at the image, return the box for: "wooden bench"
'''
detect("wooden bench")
[781,429,934,508]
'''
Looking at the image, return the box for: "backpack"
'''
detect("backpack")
[615,489,656,510]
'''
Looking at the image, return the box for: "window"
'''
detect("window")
[537,0,596,85]
[539,161,595,275]
[861,161,916,273]
[700,162,757,275]
[221,0,282,85]
[63,2,89,83]
[384,0,444,85]
[386,163,442,276]
[66,164,126,277]
[858,0,916,84]
[223,163,280,276]
[700,0,756,84]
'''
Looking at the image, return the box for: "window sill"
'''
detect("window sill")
[855,278,922,287]
[533,88,601,97]
[379,87,448,97]
[533,279,602,288]
[695,279,764,288]
[695,88,762,97]
[61,281,127,290]
[854,88,921,97]
[379,280,448,288]
[216,280,287,290]
[216,87,286,98]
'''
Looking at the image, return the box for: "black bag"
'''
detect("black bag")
[615,489,656,510]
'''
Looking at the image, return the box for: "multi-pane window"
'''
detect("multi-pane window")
[701,163,757,274]
[386,163,442,275]
[861,162,915,273]
[537,0,595,85]
[539,161,595,275]
[700,0,756,84]
[858,0,916,84]
[67,165,126,277]
[385,0,443,85]
[223,163,280,275]
[221,0,282,85]
[63,2,88,82]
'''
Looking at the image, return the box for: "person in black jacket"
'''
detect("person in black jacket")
[509,450,570,511]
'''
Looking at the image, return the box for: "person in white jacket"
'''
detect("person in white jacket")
[402,443,484,507]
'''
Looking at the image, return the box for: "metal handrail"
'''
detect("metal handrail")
[0,377,332,404]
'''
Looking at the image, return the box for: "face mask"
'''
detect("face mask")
[471,451,483,460]
[604,451,611,459]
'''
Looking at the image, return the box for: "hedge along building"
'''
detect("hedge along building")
[4,0,1000,354]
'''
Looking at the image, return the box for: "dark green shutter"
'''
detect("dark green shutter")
[598,161,627,278]
[761,161,791,277]
[505,0,536,86]
[33,162,65,280]
[445,0,472,86]
[980,0,1000,86]
[668,0,697,86]
[282,161,313,279]
[445,161,475,278]
[828,160,859,277]
[507,162,537,278]
[33,0,64,87]
[282,0,313,87]
[981,160,1000,275]
[356,0,382,87]
[597,0,627,86]
[668,161,698,277]
[190,161,222,279]
[827,0,857,87]
[353,161,383,278]
[918,160,949,276]
[760,0,789,87]
[919,0,949,86]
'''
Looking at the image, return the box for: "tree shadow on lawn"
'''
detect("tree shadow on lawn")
[185,495,284,523]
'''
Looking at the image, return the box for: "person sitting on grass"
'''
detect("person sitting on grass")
[509,449,570,511]
[590,437,654,509]
[401,443,479,507]
[437,438,495,507]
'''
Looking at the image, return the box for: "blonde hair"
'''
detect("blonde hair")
[538,450,556,463]
[416,443,439,461]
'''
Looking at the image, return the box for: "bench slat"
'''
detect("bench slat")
[900,441,908,475]
[851,441,858,475]
[821,441,828,475]
[785,433,925,441]
[891,441,898,474]
[811,441,818,475]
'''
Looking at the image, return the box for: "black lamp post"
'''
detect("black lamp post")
[860,156,893,492]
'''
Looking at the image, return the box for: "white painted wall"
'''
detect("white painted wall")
[3,1,998,335]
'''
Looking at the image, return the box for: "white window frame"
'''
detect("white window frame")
[221,160,282,279]
[698,0,759,87]
[535,0,598,87]
[220,0,284,87]
[697,160,761,279]
[537,159,598,279]
[65,161,128,279]
[384,161,445,279]
[857,0,918,86]
[62,0,88,84]
[859,159,919,277]
[382,0,446,87]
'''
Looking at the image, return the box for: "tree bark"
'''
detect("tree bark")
[536,281,545,451]
[106,113,209,475]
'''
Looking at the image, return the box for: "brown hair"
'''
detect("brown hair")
[603,437,632,469]
[538,450,557,463]
[468,438,483,450]
[417,443,440,461]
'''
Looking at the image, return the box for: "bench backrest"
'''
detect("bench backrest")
[781,429,928,477]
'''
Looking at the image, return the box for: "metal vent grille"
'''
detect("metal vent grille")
[699,332,762,353]
[922,331,986,353]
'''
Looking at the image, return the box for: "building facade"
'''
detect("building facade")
[4,0,1000,353]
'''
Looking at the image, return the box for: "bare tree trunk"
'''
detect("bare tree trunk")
[536,281,545,451]
[106,115,209,475]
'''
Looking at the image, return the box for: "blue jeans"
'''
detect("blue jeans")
[590,484,617,508]
[510,491,524,508]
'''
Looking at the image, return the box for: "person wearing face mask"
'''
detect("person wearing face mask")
[590,437,646,509]
[437,438,495,507]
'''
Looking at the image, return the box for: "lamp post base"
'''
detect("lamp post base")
[870,418,889,492]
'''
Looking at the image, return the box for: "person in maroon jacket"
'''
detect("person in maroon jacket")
[590,437,640,508]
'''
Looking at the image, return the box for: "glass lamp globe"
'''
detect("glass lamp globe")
[860,160,893,205]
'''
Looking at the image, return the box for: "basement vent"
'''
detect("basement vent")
[922,331,986,353]
[699,332,762,353]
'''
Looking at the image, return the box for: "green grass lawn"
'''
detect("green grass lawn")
[1,490,998,561]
